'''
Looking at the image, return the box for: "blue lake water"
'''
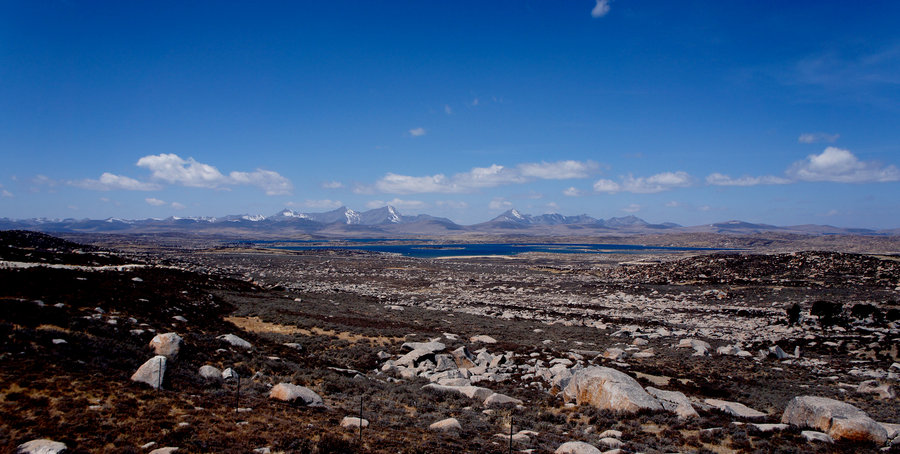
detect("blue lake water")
[269,242,722,258]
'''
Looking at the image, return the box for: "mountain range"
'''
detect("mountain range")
[0,206,895,237]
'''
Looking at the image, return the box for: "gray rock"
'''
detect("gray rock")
[269,383,325,407]
[801,431,834,443]
[131,355,167,389]
[16,439,67,454]
[199,365,222,380]
[401,341,445,353]
[646,387,698,418]
[554,441,602,454]
[396,348,434,367]
[470,335,497,344]
[434,354,457,372]
[857,380,895,399]
[422,383,493,401]
[148,448,179,454]
[705,399,767,420]
[562,366,662,413]
[149,332,182,359]
[782,395,887,444]
[451,346,476,369]
[340,416,369,429]
[222,368,238,380]
[429,417,461,431]
[483,392,523,407]
[218,334,252,349]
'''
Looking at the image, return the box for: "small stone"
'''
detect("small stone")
[268,383,324,407]
[199,365,222,380]
[131,355,167,389]
[16,439,67,454]
[429,417,462,432]
[340,416,369,429]
[218,334,252,349]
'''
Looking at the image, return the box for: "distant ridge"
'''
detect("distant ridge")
[0,207,894,237]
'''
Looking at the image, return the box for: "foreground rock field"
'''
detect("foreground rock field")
[1,230,898,453]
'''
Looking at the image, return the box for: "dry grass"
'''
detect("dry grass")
[226,316,401,345]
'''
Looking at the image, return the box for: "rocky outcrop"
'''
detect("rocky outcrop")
[782,396,888,444]
[268,383,325,407]
[149,332,182,359]
[705,398,767,420]
[429,417,461,431]
[131,355,167,389]
[562,366,662,413]
[218,334,252,349]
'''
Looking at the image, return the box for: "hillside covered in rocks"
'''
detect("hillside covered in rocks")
[1,231,899,453]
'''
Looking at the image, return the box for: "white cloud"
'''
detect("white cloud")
[591,0,611,18]
[787,147,900,183]
[321,181,343,189]
[594,171,693,194]
[145,197,166,206]
[409,127,426,137]
[304,199,344,209]
[706,173,791,186]
[798,132,839,144]
[366,198,426,210]
[563,187,583,197]
[622,203,641,213]
[698,205,711,212]
[471,97,479,106]
[1,189,12,198]
[135,153,292,195]
[228,169,293,195]
[171,202,185,209]
[592,179,621,193]
[489,197,512,210]
[444,104,453,115]
[665,201,680,207]
[375,160,596,194]
[518,160,598,179]
[74,173,161,191]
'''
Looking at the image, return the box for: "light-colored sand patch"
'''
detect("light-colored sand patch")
[226,316,400,345]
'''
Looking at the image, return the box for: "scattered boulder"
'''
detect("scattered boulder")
[451,346,477,369]
[705,399,766,420]
[396,349,435,367]
[470,335,497,344]
[222,368,238,380]
[268,383,325,407]
[131,355,167,389]
[218,334,252,349]
[781,395,888,444]
[555,441,602,454]
[646,387,698,418]
[340,416,369,429]
[429,417,461,432]
[562,366,662,413]
[801,431,834,443]
[149,332,182,359]
[16,439,67,454]
[198,365,222,380]
[401,341,445,353]
[676,338,710,356]
[148,448,179,454]
[857,380,895,399]
[422,383,493,401]
[484,392,523,407]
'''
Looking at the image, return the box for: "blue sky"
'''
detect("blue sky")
[2,1,899,227]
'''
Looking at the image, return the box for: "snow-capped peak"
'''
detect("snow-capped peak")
[242,214,266,222]
[387,206,401,223]
[510,209,524,220]
[345,208,360,224]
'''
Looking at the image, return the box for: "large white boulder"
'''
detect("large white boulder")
[16,439,67,454]
[554,441,602,454]
[131,355,167,389]
[269,383,325,407]
[149,332,182,359]
[781,395,888,444]
[483,392,522,407]
[562,366,662,413]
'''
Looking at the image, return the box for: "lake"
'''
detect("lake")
[268,242,722,258]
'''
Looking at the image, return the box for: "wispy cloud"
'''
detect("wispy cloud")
[135,154,292,195]
[444,104,453,115]
[594,171,693,194]
[321,181,343,189]
[73,173,162,191]
[303,199,344,209]
[787,147,900,183]
[488,197,512,210]
[706,173,791,186]
[145,197,166,206]
[365,198,426,210]
[408,127,426,137]
[170,202,185,209]
[591,0,611,18]
[375,160,597,194]
[798,132,839,144]
[622,203,641,213]
[563,187,583,197]
[436,200,468,209]
[1,189,12,198]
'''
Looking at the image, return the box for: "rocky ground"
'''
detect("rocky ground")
[1,230,899,453]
